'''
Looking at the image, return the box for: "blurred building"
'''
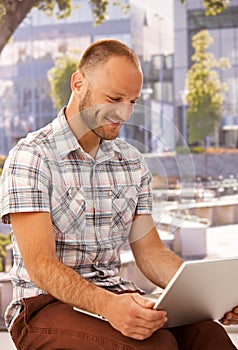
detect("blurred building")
[0,0,174,155]
[174,0,238,146]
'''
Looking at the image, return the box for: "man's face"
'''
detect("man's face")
[78,57,143,140]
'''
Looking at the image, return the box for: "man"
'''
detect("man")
[0,39,237,349]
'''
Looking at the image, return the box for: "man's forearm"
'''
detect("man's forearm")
[130,224,183,289]
[137,246,183,289]
[10,212,113,316]
[29,253,112,315]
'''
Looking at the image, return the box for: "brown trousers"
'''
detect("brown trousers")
[10,294,237,350]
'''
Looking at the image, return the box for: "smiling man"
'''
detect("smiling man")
[0,39,237,349]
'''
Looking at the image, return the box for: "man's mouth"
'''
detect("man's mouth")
[105,116,122,126]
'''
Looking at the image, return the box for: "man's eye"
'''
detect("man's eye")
[109,97,121,102]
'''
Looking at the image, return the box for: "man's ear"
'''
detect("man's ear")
[71,71,84,92]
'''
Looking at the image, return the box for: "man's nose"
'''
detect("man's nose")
[114,102,134,121]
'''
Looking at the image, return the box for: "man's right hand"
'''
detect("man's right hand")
[102,292,167,340]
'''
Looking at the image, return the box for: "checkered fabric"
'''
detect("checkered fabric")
[0,109,152,329]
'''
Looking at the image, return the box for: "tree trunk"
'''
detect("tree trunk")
[0,0,39,54]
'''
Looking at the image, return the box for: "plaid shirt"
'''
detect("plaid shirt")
[0,109,152,330]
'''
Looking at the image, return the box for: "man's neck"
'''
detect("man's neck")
[78,132,100,159]
[65,106,101,158]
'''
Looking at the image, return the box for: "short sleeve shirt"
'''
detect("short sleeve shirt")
[0,109,152,329]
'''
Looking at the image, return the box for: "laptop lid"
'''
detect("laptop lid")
[152,257,238,328]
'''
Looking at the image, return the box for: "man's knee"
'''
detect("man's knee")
[193,320,227,335]
[174,320,236,350]
[141,329,179,350]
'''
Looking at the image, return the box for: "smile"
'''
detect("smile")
[105,117,122,125]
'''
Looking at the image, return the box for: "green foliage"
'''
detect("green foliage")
[48,53,78,111]
[176,146,190,155]
[0,0,130,55]
[203,0,230,16]
[186,96,221,144]
[185,30,230,144]
[0,0,72,23]
[189,146,206,154]
[177,145,205,154]
[179,0,230,15]
[0,0,129,26]
[89,0,109,25]
[0,232,11,272]
[89,0,129,25]
[0,155,6,177]
[0,3,7,22]
[37,0,129,24]
[37,0,73,19]
[0,155,6,167]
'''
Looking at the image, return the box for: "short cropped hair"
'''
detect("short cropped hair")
[78,38,141,76]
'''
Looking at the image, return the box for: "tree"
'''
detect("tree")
[0,0,230,55]
[0,232,11,272]
[0,0,129,54]
[48,51,78,110]
[185,30,230,145]
[179,0,230,16]
[0,154,6,177]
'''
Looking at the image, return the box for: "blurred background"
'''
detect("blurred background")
[1,0,238,346]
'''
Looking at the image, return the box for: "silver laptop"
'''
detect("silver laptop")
[74,257,238,328]
[149,257,238,327]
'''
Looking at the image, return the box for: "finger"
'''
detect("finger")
[131,294,168,322]
[135,308,167,324]
[220,318,238,326]
[226,312,238,321]
[220,312,238,325]
[125,319,167,340]
[132,293,155,309]
[131,313,168,336]
[129,329,155,340]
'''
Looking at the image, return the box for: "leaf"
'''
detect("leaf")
[184,30,230,145]
[48,53,78,110]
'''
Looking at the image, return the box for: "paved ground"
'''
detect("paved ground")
[206,224,238,259]
[1,224,238,349]
[206,224,238,347]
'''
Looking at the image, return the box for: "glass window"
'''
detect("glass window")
[222,68,238,116]
[72,0,93,23]
[233,28,238,65]
[209,29,221,58]
[187,0,204,10]
[174,67,188,103]
[174,30,187,68]
[221,28,235,64]
[188,27,236,68]
[188,7,238,31]
[107,0,130,20]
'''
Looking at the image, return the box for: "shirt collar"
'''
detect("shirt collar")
[52,108,122,160]
[52,108,83,159]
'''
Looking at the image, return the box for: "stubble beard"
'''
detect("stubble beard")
[79,90,121,141]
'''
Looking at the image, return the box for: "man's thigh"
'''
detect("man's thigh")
[11,294,179,350]
[170,320,237,350]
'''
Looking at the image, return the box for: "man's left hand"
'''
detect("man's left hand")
[220,306,238,325]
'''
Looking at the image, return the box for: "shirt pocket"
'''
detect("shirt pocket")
[53,187,85,240]
[111,185,138,235]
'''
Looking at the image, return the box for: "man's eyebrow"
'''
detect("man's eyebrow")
[108,90,126,97]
